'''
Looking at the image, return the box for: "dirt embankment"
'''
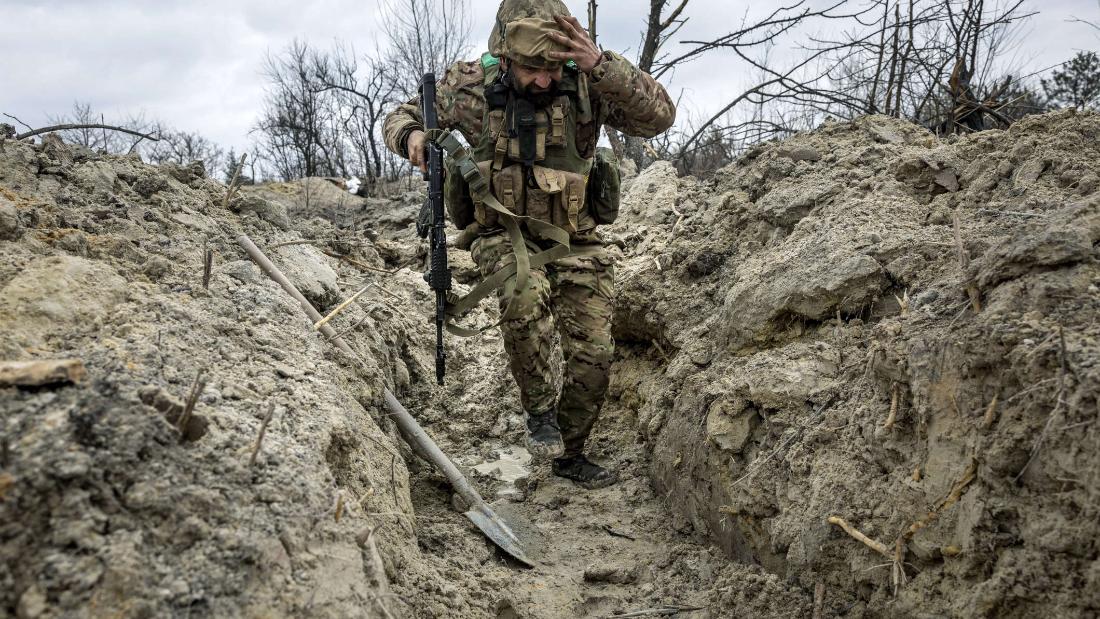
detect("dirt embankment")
[2,109,1098,619]
[0,135,461,618]
[608,110,1100,617]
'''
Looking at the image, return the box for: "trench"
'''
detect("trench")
[380,316,744,618]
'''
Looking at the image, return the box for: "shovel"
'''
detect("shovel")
[238,234,537,568]
[382,391,537,567]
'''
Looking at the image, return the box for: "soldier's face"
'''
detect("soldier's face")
[508,61,563,94]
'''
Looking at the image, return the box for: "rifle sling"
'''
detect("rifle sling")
[432,130,599,338]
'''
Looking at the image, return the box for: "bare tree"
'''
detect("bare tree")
[311,42,404,186]
[253,40,347,181]
[662,0,1036,171]
[608,0,690,168]
[47,101,156,154]
[379,0,472,99]
[145,127,226,178]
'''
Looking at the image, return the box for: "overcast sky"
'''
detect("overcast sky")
[2,0,1098,156]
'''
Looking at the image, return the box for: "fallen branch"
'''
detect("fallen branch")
[15,123,159,142]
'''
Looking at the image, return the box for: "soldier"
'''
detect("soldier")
[384,0,675,489]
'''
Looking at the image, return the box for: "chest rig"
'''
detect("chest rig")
[429,55,605,338]
[470,53,595,236]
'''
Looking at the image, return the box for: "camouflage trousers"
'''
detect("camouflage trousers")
[471,231,615,455]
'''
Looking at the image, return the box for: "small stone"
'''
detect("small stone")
[17,586,47,619]
[0,197,22,240]
[777,146,821,162]
[583,563,639,584]
[141,255,172,279]
[221,260,257,283]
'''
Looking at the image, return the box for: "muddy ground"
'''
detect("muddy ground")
[1,110,1098,619]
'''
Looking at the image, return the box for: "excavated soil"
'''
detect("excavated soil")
[2,109,1098,619]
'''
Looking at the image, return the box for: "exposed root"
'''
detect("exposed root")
[827,516,891,557]
[981,395,999,430]
[883,383,900,429]
[830,458,979,596]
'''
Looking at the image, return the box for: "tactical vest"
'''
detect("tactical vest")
[447,53,599,238]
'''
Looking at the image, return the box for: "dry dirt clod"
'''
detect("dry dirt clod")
[0,359,86,387]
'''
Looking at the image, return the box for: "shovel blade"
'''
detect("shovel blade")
[464,503,538,568]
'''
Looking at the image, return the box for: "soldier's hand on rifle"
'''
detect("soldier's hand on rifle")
[406,129,429,173]
[547,15,603,74]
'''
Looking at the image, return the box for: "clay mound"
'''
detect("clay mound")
[608,110,1100,617]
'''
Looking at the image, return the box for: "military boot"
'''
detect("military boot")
[525,410,565,461]
[552,454,618,489]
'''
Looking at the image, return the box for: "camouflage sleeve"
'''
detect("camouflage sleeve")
[383,60,487,159]
[383,96,424,159]
[588,51,676,138]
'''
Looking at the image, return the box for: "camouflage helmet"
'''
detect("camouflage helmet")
[489,0,573,69]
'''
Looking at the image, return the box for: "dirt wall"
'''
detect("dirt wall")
[608,111,1100,618]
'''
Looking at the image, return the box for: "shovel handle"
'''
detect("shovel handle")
[383,390,485,510]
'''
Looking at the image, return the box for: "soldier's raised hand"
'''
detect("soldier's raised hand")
[547,15,603,74]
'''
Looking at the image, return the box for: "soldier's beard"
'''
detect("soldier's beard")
[504,72,559,107]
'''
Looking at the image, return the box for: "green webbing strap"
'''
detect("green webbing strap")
[432,130,591,337]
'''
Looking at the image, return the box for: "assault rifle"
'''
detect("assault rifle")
[415,73,451,385]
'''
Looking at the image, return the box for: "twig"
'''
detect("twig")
[177,370,207,440]
[953,208,981,313]
[271,238,376,250]
[813,582,826,619]
[314,283,375,331]
[202,238,214,289]
[2,113,33,132]
[249,402,276,467]
[222,153,247,210]
[602,524,637,541]
[323,250,408,275]
[15,123,160,142]
[608,606,705,618]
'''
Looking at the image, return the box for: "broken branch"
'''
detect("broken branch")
[176,370,207,440]
[248,402,276,467]
[314,283,375,331]
[15,123,160,142]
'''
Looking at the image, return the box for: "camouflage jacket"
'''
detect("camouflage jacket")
[383,50,676,160]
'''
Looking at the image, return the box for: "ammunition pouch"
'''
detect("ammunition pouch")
[587,147,620,225]
[475,163,587,235]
